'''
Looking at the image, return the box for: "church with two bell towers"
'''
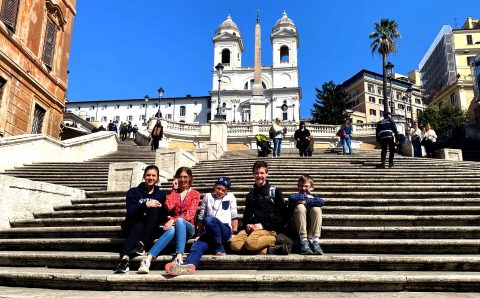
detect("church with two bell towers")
[210,11,301,123]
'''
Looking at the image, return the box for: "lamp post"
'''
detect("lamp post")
[233,104,236,122]
[214,63,225,120]
[406,86,413,126]
[143,95,149,126]
[385,62,394,116]
[292,103,296,122]
[157,87,164,118]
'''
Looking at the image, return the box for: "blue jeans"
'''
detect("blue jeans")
[273,138,282,157]
[184,216,231,267]
[341,136,352,155]
[411,136,422,157]
[148,218,194,257]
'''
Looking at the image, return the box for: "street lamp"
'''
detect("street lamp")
[143,95,149,126]
[385,62,394,116]
[406,86,413,125]
[157,87,164,118]
[292,103,296,122]
[214,63,225,120]
[233,104,236,122]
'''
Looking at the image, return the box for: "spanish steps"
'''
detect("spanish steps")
[2,140,480,292]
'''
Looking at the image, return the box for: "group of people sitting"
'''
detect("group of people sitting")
[114,161,325,275]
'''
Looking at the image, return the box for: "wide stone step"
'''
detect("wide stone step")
[1,226,480,239]
[1,252,480,272]
[1,267,480,291]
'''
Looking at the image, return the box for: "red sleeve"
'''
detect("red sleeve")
[172,189,200,225]
[165,188,179,212]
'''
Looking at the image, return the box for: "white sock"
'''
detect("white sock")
[312,236,320,243]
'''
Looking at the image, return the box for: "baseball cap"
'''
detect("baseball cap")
[216,176,231,189]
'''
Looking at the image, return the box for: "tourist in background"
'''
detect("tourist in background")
[376,112,399,168]
[114,165,167,273]
[150,120,163,151]
[132,124,138,139]
[271,117,287,157]
[409,122,422,157]
[306,135,314,156]
[137,167,200,274]
[338,118,353,155]
[421,124,437,158]
[294,121,311,157]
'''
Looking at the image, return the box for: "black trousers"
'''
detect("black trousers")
[380,139,395,164]
[120,208,160,257]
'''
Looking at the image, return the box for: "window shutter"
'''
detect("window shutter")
[0,0,20,30]
[42,21,57,68]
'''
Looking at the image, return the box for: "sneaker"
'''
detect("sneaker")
[267,243,290,255]
[130,242,145,257]
[165,262,196,276]
[173,254,184,265]
[137,258,150,274]
[311,241,324,255]
[114,258,129,274]
[299,240,313,255]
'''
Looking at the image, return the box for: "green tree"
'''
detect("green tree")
[418,105,470,135]
[369,19,401,117]
[310,81,348,125]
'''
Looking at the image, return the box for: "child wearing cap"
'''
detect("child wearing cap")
[165,176,238,275]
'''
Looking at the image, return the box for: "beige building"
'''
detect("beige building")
[0,0,76,138]
[341,69,425,123]
[420,17,480,120]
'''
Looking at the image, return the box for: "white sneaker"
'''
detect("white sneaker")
[137,258,150,274]
[173,254,184,265]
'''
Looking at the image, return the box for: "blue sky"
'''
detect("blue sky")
[67,0,476,118]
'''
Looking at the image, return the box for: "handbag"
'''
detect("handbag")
[336,128,347,138]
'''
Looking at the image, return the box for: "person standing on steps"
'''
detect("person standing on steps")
[150,120,163,151]
[409,121,422,157]
[137,167,200,274]
[421,124,437,158]
[114,165,167,273]
[271,117,287,157]
[165,176,238,276]
[230,161,292,255]
[338,118,353,155]
[294,121,311,157]
[376,112,399,168]
[288,175,325,255]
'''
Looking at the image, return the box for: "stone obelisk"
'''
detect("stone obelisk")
[250,11,266,122]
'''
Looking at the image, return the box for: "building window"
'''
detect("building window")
[398,104,405,110]
[114,116,120,122]
[42,21,57,69]
[127,115,133,121]
[86,116,95,121]
[467,34,473,45]
[127,104,132,109]
[115,105,120,109]
[207,100,211,108]
[154,103,158,108]
[396,92,402,100]
[31,104,46,134]
[417,109,422,115]
[367,84,374,93]
[194,101,198,106]
[379,99,384,105]
[221,49,230,65]
[102,105,107,110]
[180,106,186,117]
[467,56,475,66]
[168,103,172,107]
[282,111,288,121]
[0,0,20,32]
[77,106,81,111]
[280,46,289,63]
[407,106,411,112]
[369,96,376,103]
[167,114,172,120]
[89,106,95,110]
[450,93,457,105]
[369,109,376,116]
[377,87,382,95]
[139,115,145,120]
[357,120,364,123]
[101,116,107,122]
[415,98,422,104]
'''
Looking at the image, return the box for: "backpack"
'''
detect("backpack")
[336,128,346,138]
[269,127,275,139]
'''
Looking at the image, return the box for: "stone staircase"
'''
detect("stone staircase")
[1,144,480,291]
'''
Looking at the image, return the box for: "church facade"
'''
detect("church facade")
[210,12,301,123]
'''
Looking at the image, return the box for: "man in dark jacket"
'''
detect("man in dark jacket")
[294,121,311,156]
[231,161,292,255]
[376,112,399,168]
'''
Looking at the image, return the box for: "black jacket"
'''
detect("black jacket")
[243,181,286,232]
[125,182,167,221]
[376,118,399,142]
[294,128,311,150]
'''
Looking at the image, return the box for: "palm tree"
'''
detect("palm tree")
[369,19,401,118]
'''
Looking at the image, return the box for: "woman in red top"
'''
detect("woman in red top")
[137,167,200,274]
